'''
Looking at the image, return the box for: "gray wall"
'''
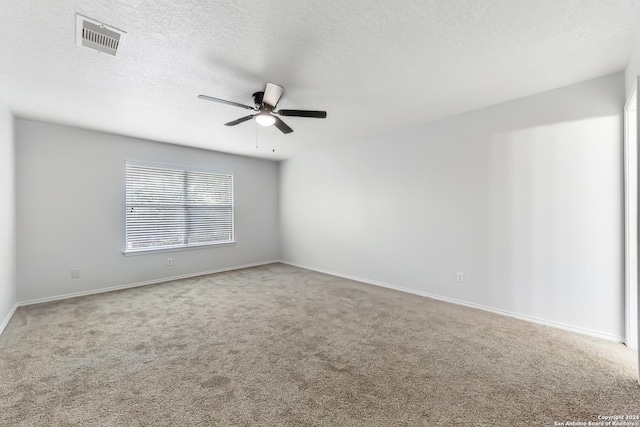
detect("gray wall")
[280,73,625,340]
[0,98,16,332]
[16,120,280,302]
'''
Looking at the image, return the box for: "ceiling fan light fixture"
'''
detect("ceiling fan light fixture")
[255,113,276,127]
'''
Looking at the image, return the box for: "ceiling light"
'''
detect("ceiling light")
[254,113,276,127]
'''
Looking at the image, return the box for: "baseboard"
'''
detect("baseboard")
[18,260,279,307]
[282,261,625,343]
[0,303,18,337]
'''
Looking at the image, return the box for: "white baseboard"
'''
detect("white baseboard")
[9,259,626,344]
[18,260,279,307]
[282,261,625,343]
[0,303,18,337]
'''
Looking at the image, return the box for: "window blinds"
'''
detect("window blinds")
[125,163,234,252]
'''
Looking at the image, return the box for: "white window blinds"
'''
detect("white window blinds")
[125,163,234,252]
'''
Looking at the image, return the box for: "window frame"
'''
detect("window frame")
[123,161,235,255]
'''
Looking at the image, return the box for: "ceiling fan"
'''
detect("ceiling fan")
[198,82,327,134]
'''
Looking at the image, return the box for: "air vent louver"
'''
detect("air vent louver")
[76,14,126,57]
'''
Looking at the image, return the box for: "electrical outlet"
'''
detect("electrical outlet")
[71,269,80,279]
[167,258,173,266]
[456,272,464,283]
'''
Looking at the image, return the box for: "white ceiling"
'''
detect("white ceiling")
[1,0,639,160]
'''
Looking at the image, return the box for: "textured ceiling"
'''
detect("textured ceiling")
[1,0,639,160]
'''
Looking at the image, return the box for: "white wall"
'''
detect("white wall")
[16,120,280,302]
[0,98,16,334]
[281,73,625,340]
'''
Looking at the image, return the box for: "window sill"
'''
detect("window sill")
[122,241,236,256]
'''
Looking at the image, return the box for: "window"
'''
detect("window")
[125,162,234,253]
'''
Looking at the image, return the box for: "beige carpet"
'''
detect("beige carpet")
[0,263,638,426]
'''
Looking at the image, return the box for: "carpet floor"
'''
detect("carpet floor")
[0,263,639,426]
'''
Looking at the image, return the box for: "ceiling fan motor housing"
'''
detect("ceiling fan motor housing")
[252,91,265,108]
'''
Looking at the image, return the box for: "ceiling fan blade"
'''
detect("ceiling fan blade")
[273,116,293,134]
[263,83,284,108]
[198,95,256,111]
[277,109,327,119]
[224,115,255,126]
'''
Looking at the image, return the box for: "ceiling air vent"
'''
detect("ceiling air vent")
[75,14,126,57]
